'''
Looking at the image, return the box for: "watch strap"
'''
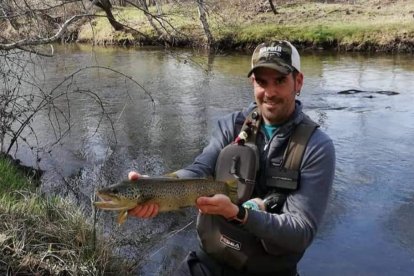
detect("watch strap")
[229,205,247,225]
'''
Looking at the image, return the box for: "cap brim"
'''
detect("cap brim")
[247,63,292,77]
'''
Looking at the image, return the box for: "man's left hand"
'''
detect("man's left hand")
[196,194,239,220]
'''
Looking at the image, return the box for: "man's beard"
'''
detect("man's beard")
[259,96,289,124]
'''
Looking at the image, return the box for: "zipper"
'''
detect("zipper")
[259,128,272,193]
[259,127,284,194]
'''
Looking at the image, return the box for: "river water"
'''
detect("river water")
[12,44,414,275]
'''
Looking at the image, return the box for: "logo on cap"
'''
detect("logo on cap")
[247,40,300,77]
[259,46,283,56]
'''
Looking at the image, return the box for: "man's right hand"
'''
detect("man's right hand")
[127,171,159,218]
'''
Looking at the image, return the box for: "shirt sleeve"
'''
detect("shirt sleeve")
[175,112,239,178]
[243,129,336,253]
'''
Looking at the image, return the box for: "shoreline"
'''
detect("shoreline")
[69,33,414,54]
[67,0,414,54]
[0,153,43,185]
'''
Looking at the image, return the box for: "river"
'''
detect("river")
[11,44,414,275]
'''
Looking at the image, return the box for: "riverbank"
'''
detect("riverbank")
[74,0,414,52]
[0,157,131,275]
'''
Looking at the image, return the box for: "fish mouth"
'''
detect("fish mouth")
[94,193,136,210]
[96,192,116,202]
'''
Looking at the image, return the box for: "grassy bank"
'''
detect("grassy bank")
[76,0,414,52]
[0,157,132,275]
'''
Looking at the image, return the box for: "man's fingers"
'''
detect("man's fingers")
[141,204,158,217]
[196,196,211,206]
[129,204,159,218]
[129,205,148,217]
[128,171,149,181]
[128,171,141,181]
[197,194,229,206]
[197,202,220,214]
[150,205,159,218]
[144,204,157,217]
[196,194,236,218]
[142,204,153,217]
[137,205,150,217]
[129,205,143,217]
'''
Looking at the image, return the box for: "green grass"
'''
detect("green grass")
[0,157,133,275]
[76,0,414,51]
[0,157,32,192]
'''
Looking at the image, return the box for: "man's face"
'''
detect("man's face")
[252,67,303,125]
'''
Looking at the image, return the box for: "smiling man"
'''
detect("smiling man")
[249,42,303,123]
[129,41,336,276]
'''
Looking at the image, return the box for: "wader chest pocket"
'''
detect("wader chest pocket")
[266,166,299,190]
[215,143,259,204]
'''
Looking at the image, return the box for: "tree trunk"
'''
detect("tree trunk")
[268,0,278,15]
[155,0,163,15]
[92,0,124,31]
[196,0,214,49]
[137,0,165,39]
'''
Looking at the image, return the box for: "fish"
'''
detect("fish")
[94,177,238,225]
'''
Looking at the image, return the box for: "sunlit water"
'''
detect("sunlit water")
[10,44,414,275]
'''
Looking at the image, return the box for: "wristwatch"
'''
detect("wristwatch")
[242,200,260,211]
[229,205,247,225]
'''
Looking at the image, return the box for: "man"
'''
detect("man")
[129,40,336,275]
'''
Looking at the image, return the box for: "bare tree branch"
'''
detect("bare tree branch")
[0,14,93,50]
[124,0,189,45]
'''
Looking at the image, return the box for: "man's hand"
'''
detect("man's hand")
[127,171,159,218]
[196,194,239,220]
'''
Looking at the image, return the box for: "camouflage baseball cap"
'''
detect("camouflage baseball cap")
[247,40,301,77]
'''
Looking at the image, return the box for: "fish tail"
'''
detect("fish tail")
[225,180,238,203]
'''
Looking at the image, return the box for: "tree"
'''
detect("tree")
[268,0,278,15]
[196,0,214,49]
[90,0,124,31]
[0,0,92,51]
[0,1,157,162]
[0,0,226,158]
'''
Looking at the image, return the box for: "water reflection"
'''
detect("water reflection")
[388,194,414,254]
[9,45,414,275]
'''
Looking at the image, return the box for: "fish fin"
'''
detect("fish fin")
[163,171,179,178]
[117,210,128,225]
[225,179,238,203]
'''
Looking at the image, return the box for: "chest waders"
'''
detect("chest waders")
[196,108,318,274]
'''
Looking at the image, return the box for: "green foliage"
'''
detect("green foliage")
[235,24,284,44]
[0,157,31,193]
[312,25,336,43]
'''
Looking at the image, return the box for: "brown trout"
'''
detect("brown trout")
[94,177,238,224]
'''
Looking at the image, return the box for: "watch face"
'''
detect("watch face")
[242,200,259,210]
